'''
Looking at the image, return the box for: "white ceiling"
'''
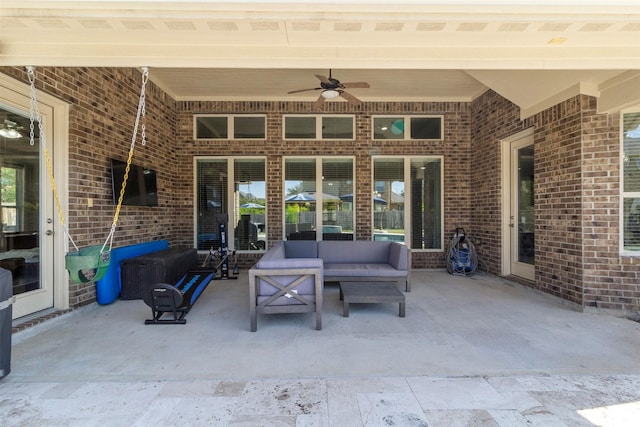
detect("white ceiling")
[1,1,639,117]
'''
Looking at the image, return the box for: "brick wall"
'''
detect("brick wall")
[472,90,639,312]
[532,98,585,305]
[580,100,640,311]
[175,100,473,270]
[2,67,178,307]
[470,91,526,275]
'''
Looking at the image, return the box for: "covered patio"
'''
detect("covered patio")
[4,270,640,425]
[1,0,639,325]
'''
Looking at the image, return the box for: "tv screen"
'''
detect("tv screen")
[110,158,158,207]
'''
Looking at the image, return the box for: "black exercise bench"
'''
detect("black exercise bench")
[143,267,215,325]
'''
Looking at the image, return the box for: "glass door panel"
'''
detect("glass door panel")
[322,158,353,240]
[285,159,316,240]
[517,145,535,264]
[510,139,535,280]
[0,104,50,317]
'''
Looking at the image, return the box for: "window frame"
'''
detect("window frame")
[620,109,640,256]
[372,155,444,251]
[283,115,355,140]
[193,114,267,140]
[372,115,444,141]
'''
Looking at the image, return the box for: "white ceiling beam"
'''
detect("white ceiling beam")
[2,44,639,69]
[598,72,640,113]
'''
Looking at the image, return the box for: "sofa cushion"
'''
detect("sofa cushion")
[284,240,318,258]
[324,263,408,278]
[255,241,286,267]
[257,257,323,270]
[318,241,391,264]
[388,242,409,271]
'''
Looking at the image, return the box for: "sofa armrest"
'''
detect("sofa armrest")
[388,242,409,271]
[256,257,324,282]
[248,266,324,331]
[389,243,411,291]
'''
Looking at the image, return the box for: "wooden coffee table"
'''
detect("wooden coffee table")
[339,281,406,317]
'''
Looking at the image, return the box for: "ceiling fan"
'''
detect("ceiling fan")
[288,69,370,105]
[0,119,24,139]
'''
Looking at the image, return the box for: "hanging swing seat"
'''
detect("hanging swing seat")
[65,245,111,284]
[27,66,148,285]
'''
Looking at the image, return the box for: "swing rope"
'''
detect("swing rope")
[26,66,149,283]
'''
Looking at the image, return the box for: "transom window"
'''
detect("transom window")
[373,116,443,140]
[194,115,266,139]
[622,110,640,254]
[283,115,354,140]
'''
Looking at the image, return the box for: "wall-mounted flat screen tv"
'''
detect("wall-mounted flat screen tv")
[110,158,158,207]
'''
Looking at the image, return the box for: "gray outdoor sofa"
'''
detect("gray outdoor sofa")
[248,240,410,331]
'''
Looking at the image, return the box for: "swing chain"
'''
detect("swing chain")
[108,67,149,249]
[140,69,147,146]
[26,66,149,256]
[25,66,150,283]
[26,66,78,252]
[26,67,42,150]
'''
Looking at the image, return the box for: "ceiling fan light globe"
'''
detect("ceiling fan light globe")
[0,128,21,139]
[321,89,340,99]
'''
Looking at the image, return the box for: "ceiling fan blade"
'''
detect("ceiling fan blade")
[341,82,370,89]
[315,74,332,84]
[315,94,327,106]
[288,87,322,94]
[339,90,362,104]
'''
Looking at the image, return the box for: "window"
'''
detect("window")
[410,158,442,249]
[373,157,443,250]
[284,117,315,139]
[373,116,443,140]
[373,159,405,242]
[1,165,21,232]
[322,158,354,239]
[322,117,354,139]
[622,110,640,253]
[194,115,266,139]
[284,115,354,139]
[235,159,267,250]
[195,157,266,252]
[284,157,354,240]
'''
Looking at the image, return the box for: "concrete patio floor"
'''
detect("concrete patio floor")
[2,269,640,426]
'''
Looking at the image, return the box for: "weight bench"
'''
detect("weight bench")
[143,268,215,325]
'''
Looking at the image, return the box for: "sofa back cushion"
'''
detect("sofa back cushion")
[256,241,323,271]
[255,241,286,268]
[318,241,391,264]
[284,240,318,258]
[388,242,409,271]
